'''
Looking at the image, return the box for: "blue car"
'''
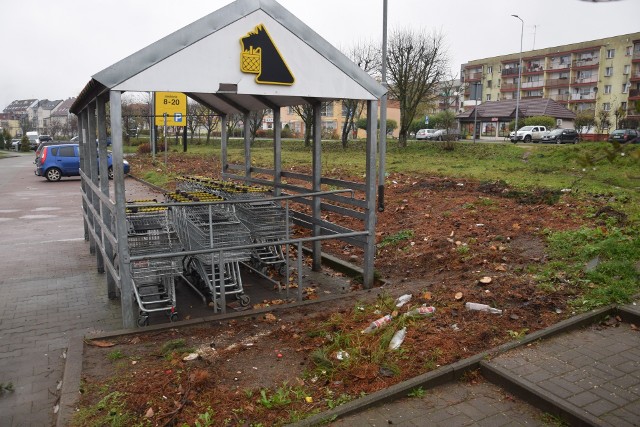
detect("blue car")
[35,144,129,182]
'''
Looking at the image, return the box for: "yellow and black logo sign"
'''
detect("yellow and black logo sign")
[240,24,294,86]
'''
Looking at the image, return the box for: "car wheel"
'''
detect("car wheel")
[45,168,62,182]
[556,138,562,145]
[524,135,531,143]
[438,136,443,141]
[108,166,114,180]
[573,138,578,144]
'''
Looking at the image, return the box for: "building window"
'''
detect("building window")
[621,102,627,110]
[288,107,296,115]
[487,80,492,88]
[624,65,630,75]
[605,67,613,76]
[486,94,491,101]
[603,102,611,111]
[626,46,632,56]
[320,102,333,117]
[622,83,630,93]
[487,66,492,74]
[604,85,612,94]
[606,49,615,59]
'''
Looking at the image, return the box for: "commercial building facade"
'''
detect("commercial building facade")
[462,32,640,126]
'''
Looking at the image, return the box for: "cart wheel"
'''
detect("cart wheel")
[278,264,288,276]
[137,315,149,327]
[239,294,251,307]
[169,312,179,322]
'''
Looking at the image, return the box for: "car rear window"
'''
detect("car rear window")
[59,146,76,157]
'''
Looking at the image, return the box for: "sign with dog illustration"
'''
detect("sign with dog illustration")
[240,24,294,86]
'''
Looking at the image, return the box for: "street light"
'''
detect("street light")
[511,14,524,140]
[378,0,388,212]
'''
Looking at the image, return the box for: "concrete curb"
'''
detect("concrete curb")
[286,305,616,427]
[56,336,84,427]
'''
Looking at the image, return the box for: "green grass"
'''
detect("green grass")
[71,391,146,427]
[539,226,640,311]
[147,138,639,220]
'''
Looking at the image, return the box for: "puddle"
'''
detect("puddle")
[20,214,58,219]
[34,207,62,212]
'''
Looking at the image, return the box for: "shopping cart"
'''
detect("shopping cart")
[178,177,290,275]
[126,204,182,326]
[168,192,253,308]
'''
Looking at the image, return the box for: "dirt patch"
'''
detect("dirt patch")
[74,154,603,426]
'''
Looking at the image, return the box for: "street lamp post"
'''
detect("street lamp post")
[512,14,524,140]
[472,82,480,143]
[378,0,388,212]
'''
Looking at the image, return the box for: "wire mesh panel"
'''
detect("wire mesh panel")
[125,204,182,325]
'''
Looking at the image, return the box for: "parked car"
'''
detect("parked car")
[35,140,75,159]
[511,125,548,143]
[540,128,579,144]
[35,144,129,182]
[608,129,638,143]
[424,129,461,141]
[416,129,436,140]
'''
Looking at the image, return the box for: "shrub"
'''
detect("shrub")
[137,142,165,154]
[20,136,31,152]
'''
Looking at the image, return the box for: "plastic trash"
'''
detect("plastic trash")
[362,314,393,334]
[405,305,436,316]
[395,294,412,307]
[388,327,407,350]
[465,302,502,314]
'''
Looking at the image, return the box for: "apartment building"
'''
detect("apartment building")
[462,32,640,122]
[265,99,401,139]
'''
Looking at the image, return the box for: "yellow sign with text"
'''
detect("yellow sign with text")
[155,92,187,126]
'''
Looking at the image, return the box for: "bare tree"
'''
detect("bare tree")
[387,29,448,147]
[249,109,267,143]
[341,41,381,148]
[596,109,611,134]
[226,113,242,138]
[197,104,220,144]
[291,104,314,147]
[186,100,200,142]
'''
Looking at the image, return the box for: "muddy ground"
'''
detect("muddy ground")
[73,154,606,426]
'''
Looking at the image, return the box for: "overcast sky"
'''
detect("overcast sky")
[1,0,638,110]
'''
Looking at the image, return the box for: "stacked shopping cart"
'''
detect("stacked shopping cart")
[126,202,182,326]
[177,176,290,275]
[167,191,253,308]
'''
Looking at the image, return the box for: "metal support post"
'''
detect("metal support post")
[273,108,282,197]
[364,100,379,289]
[244,112,251,179]
[311,101,322,271]
[221,115,228,175]
[110,90,136,329]
[97,95,117,298]
[88,102,104,272]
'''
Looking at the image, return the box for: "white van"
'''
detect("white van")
[26,131,39,150]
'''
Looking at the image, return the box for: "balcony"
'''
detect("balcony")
[522,63,544,74]
[521,81,544,89]
[547,61,570,71]
[545,78,571,88]
[629,89,640,100]
[633,49,640,62]
[501,68,520,76]
[630,71,640,82]
[572,76,598,85]
[500,83,518,91]
[569,93,596,102]
[522,95,543,99]
[465,71,483,81]
[549,94,570,102]
[572,57,599,68]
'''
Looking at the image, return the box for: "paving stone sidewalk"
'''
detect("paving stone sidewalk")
[329,318,640,427]
[332,380,547,427]
[486,322,640,426]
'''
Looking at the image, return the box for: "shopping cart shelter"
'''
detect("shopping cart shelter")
[70,0,386,328]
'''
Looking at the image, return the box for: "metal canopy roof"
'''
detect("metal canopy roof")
[71,0,385,115]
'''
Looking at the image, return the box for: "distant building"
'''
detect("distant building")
[3,99,38,133]
[46,97,77,138]
[457,98,576,138]
[35,99,62,133]
[461,31,640,127]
